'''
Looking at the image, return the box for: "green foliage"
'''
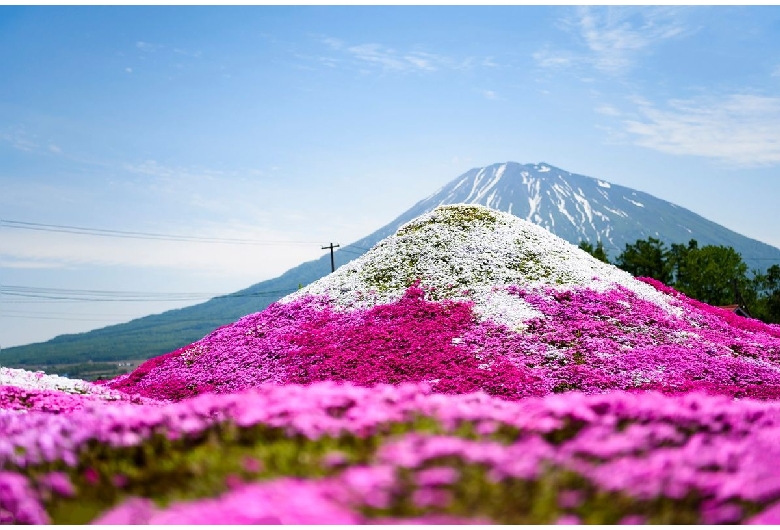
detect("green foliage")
[615,237,672,283]
[577,241,610,264]
[614,236,780,322]
[752,265,780,323]
[674,244,751,307]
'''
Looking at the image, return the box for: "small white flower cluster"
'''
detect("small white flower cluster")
[0,366,123,399]
[283,204,678,327]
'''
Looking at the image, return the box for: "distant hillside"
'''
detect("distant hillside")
[4,161,780,367]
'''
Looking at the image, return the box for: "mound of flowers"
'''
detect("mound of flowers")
[4,203,780,524]
[107,205,780,401]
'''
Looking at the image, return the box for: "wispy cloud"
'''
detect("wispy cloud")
[535,6,691,76]
[4,135,36,152]
[532,48,574,69]
[773,65,780,77]
[320,37,477,74]
[595,104,621,117]
[480,89,499,100]
[345,43,409,71]
[622,93,780,166]
[2,129,40,153]
[576,6,687,74]
[173,48,201,58]
[322,37,344,50]
[48,144,62,154]
[136,41,162,52]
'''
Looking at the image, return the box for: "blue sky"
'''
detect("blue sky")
[2,6,780,348]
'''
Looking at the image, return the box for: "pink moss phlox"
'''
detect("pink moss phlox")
[637,277,780,339]
[747,500,780,524]
[94,479,361,524]
[415,466,460,487]
[0,385,153,414]
[6,383,780,522]
[0,472,49,524]
[38,472,74,498]
[107,281,780,402]
[90,497,156,524]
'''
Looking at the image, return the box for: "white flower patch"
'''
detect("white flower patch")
[0,366,124,399]
[281,204,680,324]
[470,288,543,331]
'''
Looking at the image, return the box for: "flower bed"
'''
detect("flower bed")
[3,383,780,524]
[4,204,780,524]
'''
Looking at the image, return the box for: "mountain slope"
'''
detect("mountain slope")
[4,162,780,367]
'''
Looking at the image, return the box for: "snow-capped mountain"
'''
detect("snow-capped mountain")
[366,161,780,266]
[6,162,780,365]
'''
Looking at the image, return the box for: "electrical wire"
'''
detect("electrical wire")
[0,219,324,246]
[0,285,297,302]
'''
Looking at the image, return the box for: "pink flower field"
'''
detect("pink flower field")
[3,204,780,524]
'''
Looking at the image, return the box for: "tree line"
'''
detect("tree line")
[579,238,780,324]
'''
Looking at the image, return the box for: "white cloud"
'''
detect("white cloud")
[536,6,691,76]
[319,36,481,74]
[595,104,621,117]
[317,56,339,68]
[125,67,133,73]
[482,90,498,100]
[773,65,780,77]
[2,131,38,152]
[48,144,62,154]
[404,54,436,71]
[577,6,688,74]
[322,37,344,50]
[622,93,780,166]
[532,49,574,69]
[136,41,161,52]
[346,43,409,71]
[173,48,201,58]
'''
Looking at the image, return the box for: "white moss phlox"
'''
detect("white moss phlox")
[282,204,677,328]
[0,366,124,399]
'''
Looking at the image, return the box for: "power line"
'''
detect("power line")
[0,285,297,302]
[0,219,323,246]
[0,314,129,322]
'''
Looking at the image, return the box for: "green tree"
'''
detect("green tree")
[615,237,672,283]
[752,264,780,323]
[667,239,698,286]
[674,244,752,307]
[578,240,610,264]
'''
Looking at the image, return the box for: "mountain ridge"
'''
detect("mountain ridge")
[4,161,780,366]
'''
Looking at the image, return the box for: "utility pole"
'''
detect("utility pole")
[322,243,340,273]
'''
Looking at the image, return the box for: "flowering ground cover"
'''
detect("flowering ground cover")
[4,383,780,524]
[3,204,780,524]
[107,206,780,401]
